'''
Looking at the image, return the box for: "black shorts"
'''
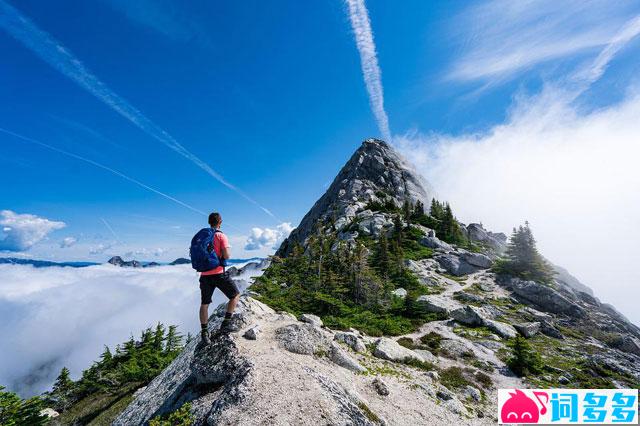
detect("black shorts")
[199,272,240,305]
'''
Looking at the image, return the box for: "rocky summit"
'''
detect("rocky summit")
[115,139,640,425]
[277,139,434,256]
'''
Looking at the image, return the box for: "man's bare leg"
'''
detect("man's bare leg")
[200,303,210,325]
[200,304,211,344]
[226,293,240,314]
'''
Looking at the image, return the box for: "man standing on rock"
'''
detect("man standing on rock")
[198,212,240,344]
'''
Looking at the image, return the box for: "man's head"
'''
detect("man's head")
[208,212,222,228]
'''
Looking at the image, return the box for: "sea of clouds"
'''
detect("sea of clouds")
[0,262,261,397]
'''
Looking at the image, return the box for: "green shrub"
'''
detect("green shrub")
[474,371,493,388]
[419,332,443,353]
[149,403,194,426]
[440,367,471,390]
[404,358,435,372]
[396,337,416,349]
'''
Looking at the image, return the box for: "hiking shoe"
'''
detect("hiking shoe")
[219,317,241,334]
[200,329,211,345]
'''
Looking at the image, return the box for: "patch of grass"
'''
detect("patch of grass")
[474,371,493,389]
[396,337,416,349]
[363,363,411,379]
[403,358,435,372]
[441,273,467,283]
[357,401,381,423]
[440,367,472,390]
[51,383,140,426]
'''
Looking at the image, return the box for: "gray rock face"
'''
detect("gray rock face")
[334,331,367,353]
[514,322,541,338]
[358,213,394,238]
[618,336,640,356]
[451,306,490,326]
[452,305,516,338]
[243,325,260,340]
[373,378,389,396]
[420,236,453,252]
[277,139,434,256]
[392,288,407,298]
[505,278,586,317]
[460,251,493,268]
[299,313,324,327]
[114,326,252,425]
[275,323,331,355]
[483,320,518,339]
[434,253,480,276]
[417,295,461,315]
[373,337,424,363]
[465,223,507,253]
[329,343,367,373]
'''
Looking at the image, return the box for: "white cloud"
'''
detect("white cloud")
[89,242,114,255]
[245,223,293,251]
[449,0,640,82]
[124,247,167,258]
[59,237,77,248]
[0,210,65,252]
[345,0,391,141]
[395,86,640,328]
[0,263,264,397]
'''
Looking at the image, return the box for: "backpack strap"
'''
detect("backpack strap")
[212,228,226,273]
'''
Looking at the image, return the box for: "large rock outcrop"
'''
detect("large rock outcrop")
[277,139,434,255]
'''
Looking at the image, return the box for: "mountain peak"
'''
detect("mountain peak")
[277,139,434,255]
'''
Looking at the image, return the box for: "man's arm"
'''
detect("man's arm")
[220,233,231,260]
[221,246,230,260]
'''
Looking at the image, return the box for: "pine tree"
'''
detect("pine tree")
[497,221,555,284]
[507,336,543,377]
[0,387,48,426]
[153,323,166,351]
[52,367,73,394]
[165,325,183,355]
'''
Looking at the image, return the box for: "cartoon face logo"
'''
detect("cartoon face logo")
[501,390,548,424]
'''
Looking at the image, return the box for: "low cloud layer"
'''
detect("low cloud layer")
[0,210,65,252]
[0,262,262,397]
[396,88,640,326]
[244,223,293,251]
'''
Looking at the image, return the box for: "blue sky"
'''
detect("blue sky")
[2,0,640,272]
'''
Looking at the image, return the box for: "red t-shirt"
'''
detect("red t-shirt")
[200,231,230,275]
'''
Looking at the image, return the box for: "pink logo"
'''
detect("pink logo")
[501,390,548,423]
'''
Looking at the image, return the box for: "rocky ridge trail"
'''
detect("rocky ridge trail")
[115,296,508,426]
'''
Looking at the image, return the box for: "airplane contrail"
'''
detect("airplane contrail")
[0,0,277,221]
[345,0,392,142]
[100,217,119,241]
[0,127,207,216]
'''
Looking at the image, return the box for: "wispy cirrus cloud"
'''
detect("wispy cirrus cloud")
[345,0,391,142]
[0,127,207,216]
[0,0,275,221]
[102,0,210,45]
[449,0,640,83]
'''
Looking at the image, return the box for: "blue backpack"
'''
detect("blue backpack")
[189,228,226,272]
